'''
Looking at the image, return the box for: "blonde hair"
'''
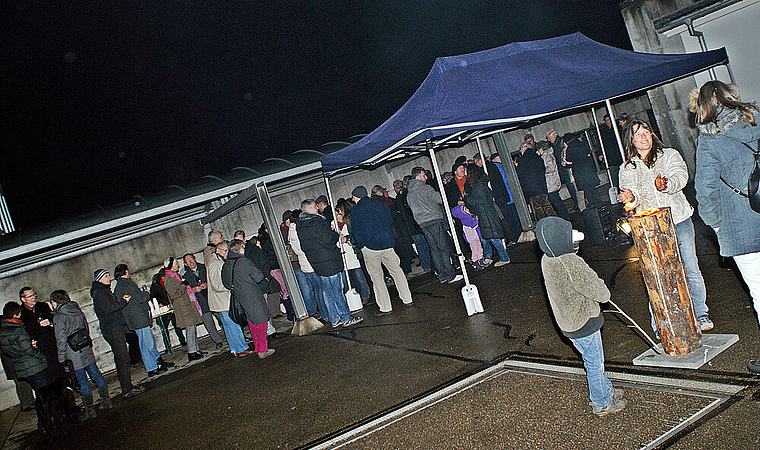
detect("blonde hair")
[689,81,758,129]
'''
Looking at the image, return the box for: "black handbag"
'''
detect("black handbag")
[226,259,249,325]
[720,142,760,213]
[67,328,92,352]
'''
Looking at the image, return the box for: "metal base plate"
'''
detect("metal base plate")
[632,333,739,369]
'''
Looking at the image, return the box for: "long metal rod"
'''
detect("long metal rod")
[604,99,627,164]
[426,140,470,286]
[322,175,354,291]
[607,299,662,354]
[591,108,613,187]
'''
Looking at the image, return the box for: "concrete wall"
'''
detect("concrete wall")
[620,0,703,178]
[0,97,650,410]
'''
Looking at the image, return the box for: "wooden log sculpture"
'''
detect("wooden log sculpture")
[627,207,702,355]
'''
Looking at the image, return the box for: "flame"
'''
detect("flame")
[632,207,661,217]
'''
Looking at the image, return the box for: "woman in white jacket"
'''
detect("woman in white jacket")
[617,119,712,334]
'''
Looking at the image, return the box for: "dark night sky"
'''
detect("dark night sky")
[0,1,631,231]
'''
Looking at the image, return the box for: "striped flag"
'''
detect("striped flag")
[0,184,15,234]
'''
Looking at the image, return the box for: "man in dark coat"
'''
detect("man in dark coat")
[515,141,555,221]
[18,287,64,380]
[221,239,274,359]
[91,269,144,398]
[315,195,334,225]
[547,130,579,211]
[352,186,413,315]
[563,133,602,209]
[477,153,523,245]
[297,199,362,327]
[371,185,416,274]
[598,115,624,188]
[183,254,224,348]
[114,264,171,377]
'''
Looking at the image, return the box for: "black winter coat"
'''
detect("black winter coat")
[0,321,48,380]
[465,182,505,240]
[19,302,63,378]
[515,149,548,198]
[114,277,152,330]
[565,138,600,191]
[222,252,270,325]
[245,240,272,275]
[91,281,127,335]
[297,213,343,277]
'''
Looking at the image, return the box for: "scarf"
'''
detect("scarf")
[165,269,201,314]
[2,317,23,325]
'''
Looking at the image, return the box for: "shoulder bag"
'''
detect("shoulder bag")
[226,259,249,326]
[67,328,92,352]
[720,142,760,213]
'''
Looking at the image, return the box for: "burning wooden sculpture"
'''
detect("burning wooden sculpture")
[626,206,702,355]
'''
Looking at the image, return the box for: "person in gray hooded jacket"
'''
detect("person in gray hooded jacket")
[50,290,110,419]
[536,216,626,417]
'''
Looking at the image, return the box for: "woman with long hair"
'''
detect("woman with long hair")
[617,119,712,334]
[464,164,510,267]
[691,81,760,373]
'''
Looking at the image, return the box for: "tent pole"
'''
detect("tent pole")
[604,99,627,165]
[322,175,359,303]
[591,108,612,185]
[476,137,489,176]
[426,140,470,286]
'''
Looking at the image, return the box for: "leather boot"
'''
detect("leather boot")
[98,386,113,410]
[83,394,97,420]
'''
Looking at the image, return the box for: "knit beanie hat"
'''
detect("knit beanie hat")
[351,186,367,198]
[93,269,109,281]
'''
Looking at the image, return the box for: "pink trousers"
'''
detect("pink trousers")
[270,269,289,300]
[248,321,269,353]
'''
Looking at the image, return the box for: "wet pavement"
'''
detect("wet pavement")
[2,208,759,450]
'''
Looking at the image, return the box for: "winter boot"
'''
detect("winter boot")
[98,386,113,410]
[82,394,97,420]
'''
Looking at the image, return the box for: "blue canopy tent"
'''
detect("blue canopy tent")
[320,32,727,316]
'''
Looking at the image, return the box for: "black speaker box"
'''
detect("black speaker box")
[582,205,614,244]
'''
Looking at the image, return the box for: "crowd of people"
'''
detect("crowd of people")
[1,81,758,431]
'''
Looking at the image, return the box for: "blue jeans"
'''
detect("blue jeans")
[570,330,613,408]
[342,268,370,300]
[320,273,351,325]
[420,220,455,282]
[74,362,107,396]
[649,218,709,331]
[481,238,510,263]
[548,191,570,221]
[218,310,249,353]
[134,326,161,372]
[296,270,325,317]
[294,269,317,316]
[411,234,431,271]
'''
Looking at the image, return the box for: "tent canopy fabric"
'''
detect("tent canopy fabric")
[320,32,727,174]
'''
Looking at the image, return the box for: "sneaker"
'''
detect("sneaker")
[124,386,146,398]
[343,316,364,327]
[257,349,275,359]
[332,321,344,327]
[748,360,760,374]
[374,310,393,317]
[698,316,714,331]
[494,260,510,267]
[591,398,627,417]
[448,274,464,283]
[482,259,493,266]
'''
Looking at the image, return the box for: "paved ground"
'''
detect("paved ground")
[2,203,759,450]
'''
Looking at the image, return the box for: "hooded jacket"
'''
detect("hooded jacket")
[297,213,343,277]
[0,320,48,379]
[52,301,96,371]
[406,178,445,226]
[695,109,760,257]
[536,217,608,338]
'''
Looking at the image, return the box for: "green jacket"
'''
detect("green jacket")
[0,320,48,379]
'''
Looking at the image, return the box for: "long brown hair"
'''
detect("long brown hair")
[623,119,664,169]
[691,80,758,128]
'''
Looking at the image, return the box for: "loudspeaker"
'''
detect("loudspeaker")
[582,205,614,244]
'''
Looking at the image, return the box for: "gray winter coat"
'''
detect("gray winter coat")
[114,277,152,331]
[406,178,445,226]
[222,252,271,325]
[536,217,608,338]
[539,150,561,193]
[696,109,760,257]
[52,301,96,371]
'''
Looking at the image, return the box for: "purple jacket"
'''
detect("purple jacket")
[451,205,481,240]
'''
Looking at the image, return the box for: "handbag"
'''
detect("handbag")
[226,259,249,325]
[67,328,92,352]
[720,142,760,213]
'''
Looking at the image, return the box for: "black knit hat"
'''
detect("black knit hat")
[93,269,109,281]
[351,186,367,198]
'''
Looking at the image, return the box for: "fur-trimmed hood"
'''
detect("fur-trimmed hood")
[697,107,750,136]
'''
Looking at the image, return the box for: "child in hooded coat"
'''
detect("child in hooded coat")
[535,216,627,416]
